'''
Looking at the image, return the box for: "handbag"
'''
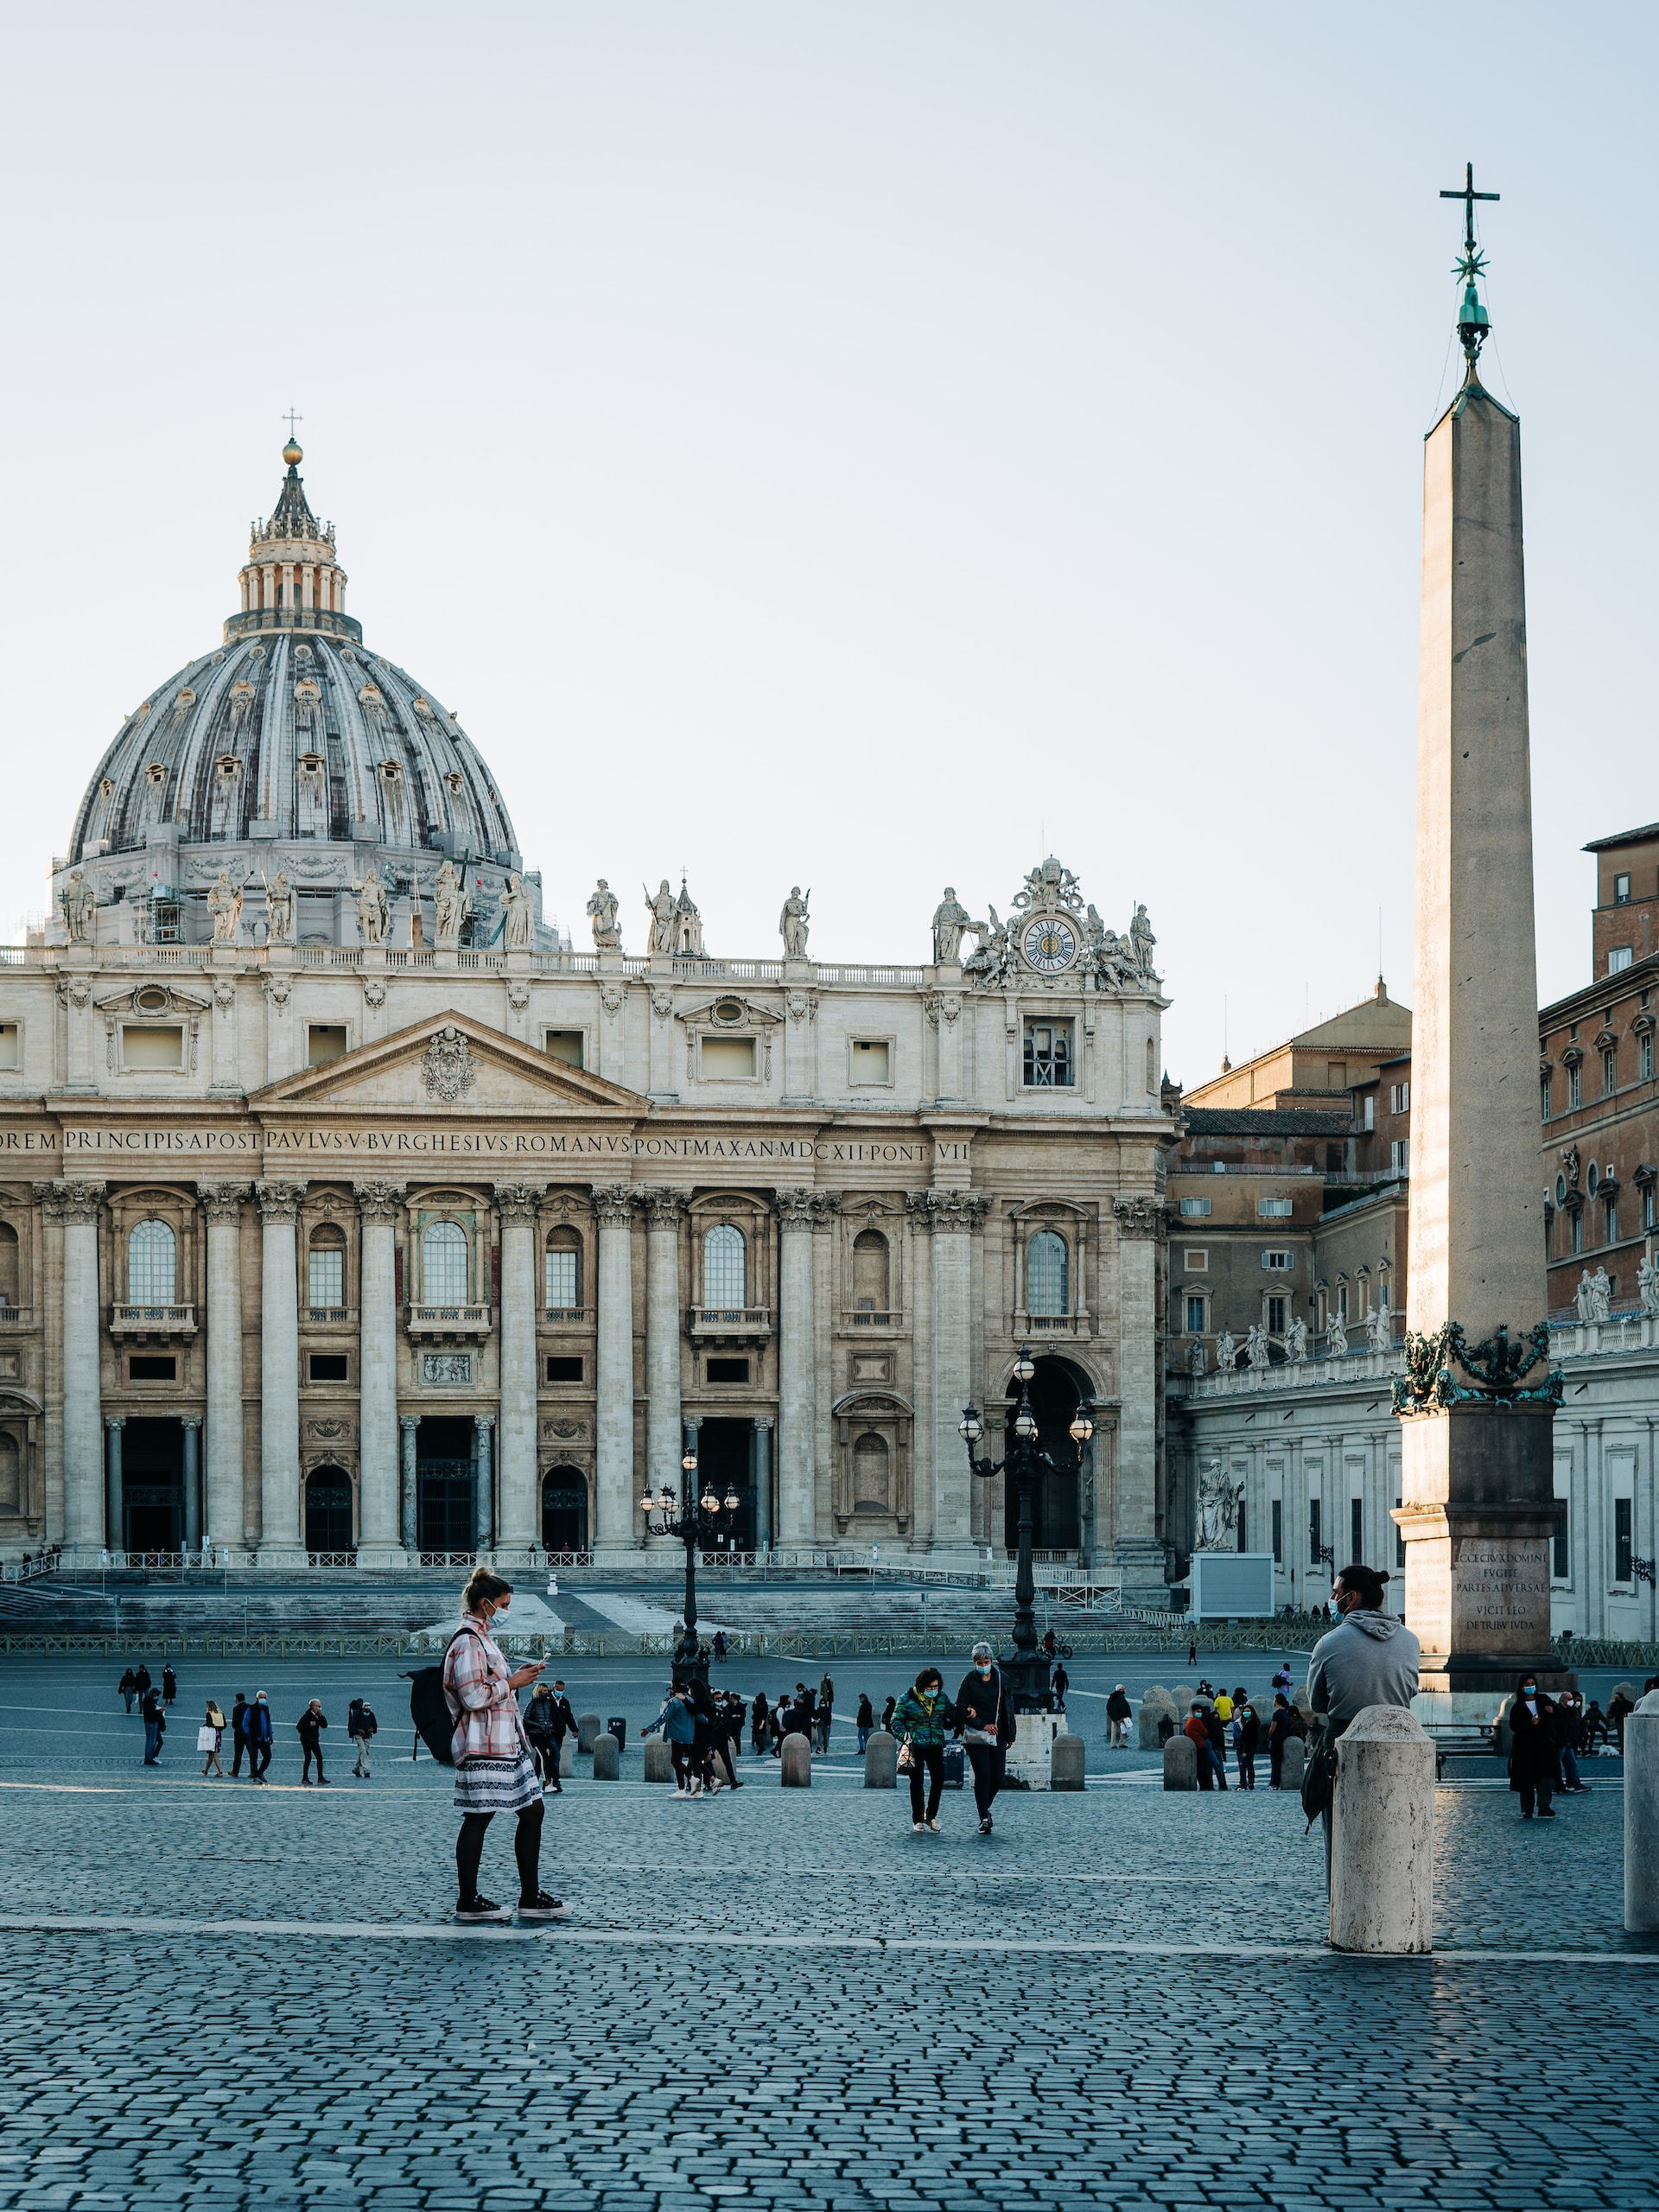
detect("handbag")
[896,1735,915,1772]
[962,1726,997,1747]
[196,1726,219,1752]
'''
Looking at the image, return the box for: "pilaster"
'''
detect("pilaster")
[592,1182,637,1548]
[256,1179,305,1559]
[642,1188,687,1496]
[200,1179,251,1550]
[353,1179,407,1566]
[493,1181,544,1548]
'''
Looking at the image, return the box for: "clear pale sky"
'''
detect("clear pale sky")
[3,4,1652,1084]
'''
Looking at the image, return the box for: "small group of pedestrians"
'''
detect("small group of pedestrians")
[888,1644,1014,1836]
[118,1670,380,1786]
[643,1678,747,1796]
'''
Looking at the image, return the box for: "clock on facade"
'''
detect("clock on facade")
[1020,915,1078,974]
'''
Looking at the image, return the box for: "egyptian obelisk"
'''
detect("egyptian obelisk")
[1395,168,1565,1716]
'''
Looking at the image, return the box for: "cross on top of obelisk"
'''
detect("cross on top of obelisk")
[1440,162,1499,367]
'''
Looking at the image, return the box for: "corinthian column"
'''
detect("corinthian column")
[493,1182,544,1551]
[355,1179,407,1564]
[775,1188,821,1544]
[1113,1194,1166,1604]
[400,1415,420,1554]
[199,1180,251,1550]
[592,1184,637,1549]
[642,1189,686,1495]
[256,1179,305,1557]
[912,1189,989,1552]
[48,1181,105,1551]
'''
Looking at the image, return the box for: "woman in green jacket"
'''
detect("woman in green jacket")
[888,1667,960,1834]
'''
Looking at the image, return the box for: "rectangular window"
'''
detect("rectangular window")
[1390,1139,1410,1174]
[1351,1497,1364,1566]
[1395,1496,1406,1571]
[1257,1198,1293,1217]
[1605,1196,1618,1244]
[1570,1065,1582,1110]
[1236,1498,1247,1553]
[707,1357,750,1383]
[307,1024,349,1066]
[1643,1034,1655,1082]
[1308,1497,1322,1567]
[1266,1294,1287,1333]
[543,1030,584,1069]
[1553,1498,1569,1580]
[1615,1497,1634,1583]
[1615,872,1632,904]
[308,1247,345,1306]
[1389,1082,1410,1114]
[1271,1498,1283,1565]
[1184,1249,1208,1271]
[545,1355,583,1382]
[1610,946,1634,974]
[1360,1095,1375,1131]
[544,1249,578,1308]
[0,1024,17,1070]
[1262,1249,1294,1271]
[850,1039,892,1085]
[129,1355,176,1382]
[1178,1198,1211,1217]
[1184,1294,1206,1336]
[1338,1284,1349,1320]
[1605,1047,1618,1096]
[701,1036,757,1079]
[308,1352,349,1383]
[1645,1185,1656,1234]
[1572,1207,1584,1255]
[1541,1075,1552,1121]
[122,1026,183,1070]
[1022,1020,1074,1089]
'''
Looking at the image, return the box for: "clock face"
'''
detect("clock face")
[1021,915,1077,975]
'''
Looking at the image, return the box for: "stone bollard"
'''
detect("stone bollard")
[1138,1693,1178,1751]
[1172,1683,1195,1713]
[780,1733,811,1788]
[591,1732,620,1780]
[863,1730,897,1789]
[575,1713,601,1755]
[1163,1733,1197,1791]
[1330,1706,1435,1954]
[1280,1735,1306,1790]
[559,1738,574,1778]
[1051,1733,1086,1791]
[1626,1690,1659,1932]
[643,1738,674,1783]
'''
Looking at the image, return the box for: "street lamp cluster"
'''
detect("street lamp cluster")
[640,1433,742,1683]
[959,1345,1093,1710]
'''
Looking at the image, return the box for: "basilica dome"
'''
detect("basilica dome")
[61,443,528,938]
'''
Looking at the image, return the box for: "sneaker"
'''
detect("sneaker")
[1539,1808,1556,1818]
[912,1821,925,1833]
[670,1788,689,1799]
[517,1892,572,1921]
[977,1817,993,1835]
[317,1778,332,1787]
[301,1777,313,1787]
[454,1895,512,1923]
[925,1818,942,1833]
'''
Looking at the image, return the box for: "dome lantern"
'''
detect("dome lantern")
[232,436,354,644]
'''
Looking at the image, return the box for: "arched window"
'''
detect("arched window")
[853,1433,891,1513]
[1027,1229,1069,1317]
[308,1224,346,1309]
[703,1224,746,1307]
[851,1228,889,1314]
[128,1218,176,1304]
[544,1229,582,1312]
[423,1218,470,1304]
[0,1221,17,1308]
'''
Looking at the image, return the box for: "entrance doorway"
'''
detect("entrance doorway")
[541,1467,588,1551]
[1003,1358,1085,1550]
[123,1418,183,1552]
[417,1416,475,1553]
[305,1466,354,1554]
[696,1418,755,1550]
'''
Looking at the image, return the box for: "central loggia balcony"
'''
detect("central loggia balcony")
[110,1304,196,1336]
[404,1304,493,1339]
[687,1306,773,1342]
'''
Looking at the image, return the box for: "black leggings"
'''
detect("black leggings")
[455,1796,543,1904]
[907,1745,944,1823]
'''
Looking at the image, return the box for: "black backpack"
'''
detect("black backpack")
[404,1630,469,1765]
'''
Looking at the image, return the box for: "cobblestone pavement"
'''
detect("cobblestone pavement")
[3,1656,1656,2209]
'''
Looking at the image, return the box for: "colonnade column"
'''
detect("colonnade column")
[53,1180,105,1551]
[400,1416,420,1555]
[752,1416,773,1549]
[643,1189,686,1493]
[493,1182,544,1551]
[354,1179,406,1564]
[1112,1194,1167,1604]
[592,1184,638,1548]
[474,1414,496,1553]
[199,1180,250,1551]
[256,1179,305,1556]
[104,1415,124,1556]
[181,1415,202,1554]
[776,1188,820,1545]
[915,1189,987,1552]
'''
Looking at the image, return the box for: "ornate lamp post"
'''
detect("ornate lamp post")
[958,1345,1093,1710]
[639,1429,741,1686]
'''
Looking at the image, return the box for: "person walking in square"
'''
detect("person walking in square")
[817,1675,835,1755]
[443,1569,567,1922]
[645,1683,698,1796]
[1554,1690,1590,1795]
[297,1699,330,1786]
[133,1662,152,1705]
[245,1691,273,1783]
[118,1666,137,1714]
[347,1696,378,1779]
[523,1683,560,1792]
[1233,1699,1259,1790]
[141,1681,166,1766]
[228,1693,251,1777]
[855,1694,874,1752]
[545,1680,575,1790]
[1508,1674,1560,1820]
[1106,1685,1132,1750]
[1185,1703,1224,1790]
[956,1643,1014,1835]
[200,1698,226,1777]
[889,1667,959,1834]
[162,1664,178,1709]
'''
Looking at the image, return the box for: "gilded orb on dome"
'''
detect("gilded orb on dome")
[282,437,303,467]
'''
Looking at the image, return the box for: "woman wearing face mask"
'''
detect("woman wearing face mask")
[1506,1670,1560,1821]
[442,1568,569,1921]
[955,1642,1014,1834]
[888,1667,960,1834]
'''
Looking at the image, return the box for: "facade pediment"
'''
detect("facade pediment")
[250,1011,647,1116]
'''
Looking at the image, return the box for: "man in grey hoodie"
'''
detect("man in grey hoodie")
[1306,1563,1420,1885]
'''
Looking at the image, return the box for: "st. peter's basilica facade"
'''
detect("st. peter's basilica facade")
[0,442,1176,1599]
